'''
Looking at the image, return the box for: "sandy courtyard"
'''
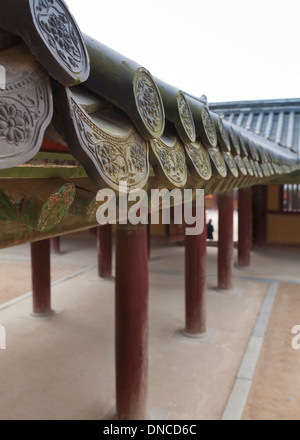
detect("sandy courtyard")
[0,230,299,420]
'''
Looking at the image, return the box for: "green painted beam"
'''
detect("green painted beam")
[269,171,300,184]
[0,213,98,250]
[0,152,87,179]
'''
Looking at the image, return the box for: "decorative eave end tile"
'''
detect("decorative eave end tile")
[0,43,53,169]
[52,81,150,191]
[0,0,90,86]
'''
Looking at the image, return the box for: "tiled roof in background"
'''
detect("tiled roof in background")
[210,98,300,155]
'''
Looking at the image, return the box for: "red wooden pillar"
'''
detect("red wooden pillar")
[147,222,151,258]
[97,224,112,278]
[252,185,267,246]
[50,236,60,254]
[168,205,185,244]
[218,192,234,290]
[238,187,252,267]
[212,194,217,210]
[115,224,148,420]
[184,211,207,335]
[31,239,53,316]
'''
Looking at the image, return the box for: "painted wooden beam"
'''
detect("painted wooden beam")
[0,213,99,251]
[68,187,99,222]
[0,178,75,232]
